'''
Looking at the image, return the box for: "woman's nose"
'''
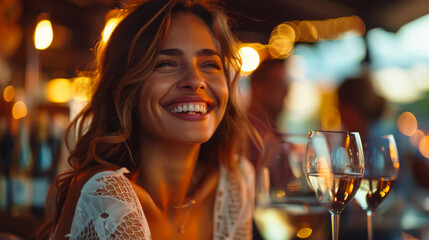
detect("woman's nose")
[177,66,207,92]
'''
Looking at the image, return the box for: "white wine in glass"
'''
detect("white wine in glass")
[304,130,365,240]
[354,134,399,240]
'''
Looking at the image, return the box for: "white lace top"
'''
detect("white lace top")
[63,159,254,240]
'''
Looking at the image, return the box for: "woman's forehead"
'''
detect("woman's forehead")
[161,12,221,53]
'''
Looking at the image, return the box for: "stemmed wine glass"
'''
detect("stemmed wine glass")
[304,130,365,240]
[354,134,399,240]
[254,134,329,240]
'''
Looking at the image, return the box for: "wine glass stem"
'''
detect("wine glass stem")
[367,211,374,240]
[330,213,340,240]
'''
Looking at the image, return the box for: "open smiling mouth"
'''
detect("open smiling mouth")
[166,102,210,115]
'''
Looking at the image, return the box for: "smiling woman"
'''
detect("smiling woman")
[35,0,256,239]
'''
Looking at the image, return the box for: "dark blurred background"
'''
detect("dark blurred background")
[1,0,429,239]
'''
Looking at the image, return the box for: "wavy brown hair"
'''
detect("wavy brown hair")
[36,0,256,238]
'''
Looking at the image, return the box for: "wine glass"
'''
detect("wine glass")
[304,130,365,240]
[354,134,399,240]
[254,133,329,240]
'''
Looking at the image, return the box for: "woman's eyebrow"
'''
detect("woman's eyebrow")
[196,49,221,58]
[159,48,221,58]
[159,48,182,56]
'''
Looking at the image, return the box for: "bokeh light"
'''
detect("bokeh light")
[12,101,27,119]
[298,21,318,42]
[239,46,260,72]
[297,227,312,239]
[397,111,418,136]
[3,85,15,102]
[45,78,73,103]
[269,23,295,58]
[34,19,53,50]
[410,129,425,148]
[285,81,320,120]
[321,106,341,131]
[419,135,429,158]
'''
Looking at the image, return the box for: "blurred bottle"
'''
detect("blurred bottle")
[0,116,14,211]
[9,117,33,217]
[31,111,53,215]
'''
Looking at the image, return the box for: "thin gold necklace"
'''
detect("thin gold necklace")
[173,174,199,234]
[174,199,197,233]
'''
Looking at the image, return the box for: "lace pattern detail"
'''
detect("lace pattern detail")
[66,169,150,240]
[213,159,254,240]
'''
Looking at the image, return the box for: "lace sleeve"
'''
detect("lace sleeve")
[214,158,255,240]
[66,168,151,240]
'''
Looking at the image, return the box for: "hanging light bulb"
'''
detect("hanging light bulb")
[34,15,53,50]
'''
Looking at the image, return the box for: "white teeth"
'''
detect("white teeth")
[188,104,194,112]
[169,103,208,114]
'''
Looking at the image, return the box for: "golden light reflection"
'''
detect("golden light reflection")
[238,46,260,72]
[419,135,429,159]
[45,78,72,103]
[3,85,15,102]
[388,142,399,168]
[297,227,312,239]
[346,134,350,150]
[102,17,120,43]
[397,112,418,136]
[12,101,27,119]
[410,130,425,148]
[380,185,390,198]
[34,19,53,50]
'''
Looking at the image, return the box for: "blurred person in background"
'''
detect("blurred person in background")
[337,74,388,139]
[246,58,290,167]
[36,0,257,239]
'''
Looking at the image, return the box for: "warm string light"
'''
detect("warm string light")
[238,46,260,73]
[34,18,53,50]
[239,16,366,64]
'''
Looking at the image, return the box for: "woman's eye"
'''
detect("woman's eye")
[202,62,221,70]
[155,60,176,70]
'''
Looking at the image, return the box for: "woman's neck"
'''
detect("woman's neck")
[138,140,202,209]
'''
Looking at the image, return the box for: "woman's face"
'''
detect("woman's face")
[139,12,228,145]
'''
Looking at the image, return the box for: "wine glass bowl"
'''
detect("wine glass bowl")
[304,130,365,240]
[354,134,399,240]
